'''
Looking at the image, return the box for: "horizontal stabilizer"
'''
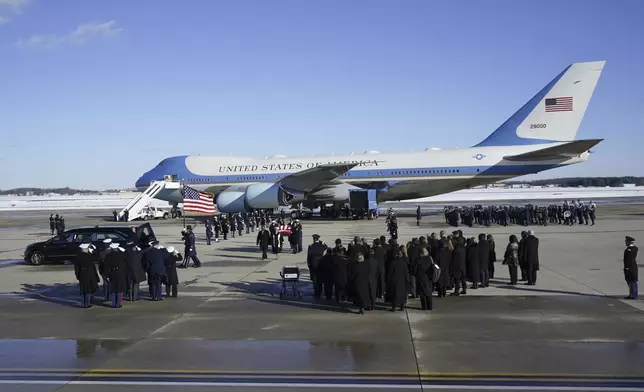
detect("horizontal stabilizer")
[280,163,359,193]
[503,139,603,161]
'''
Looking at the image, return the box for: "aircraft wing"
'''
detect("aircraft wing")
[279,163,359,193]
[503,139,603,161]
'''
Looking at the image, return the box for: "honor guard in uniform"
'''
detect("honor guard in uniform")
[416,206,421,226]
[221,217,229,240]
[205,220,213,245]
[104,243,128,308]
[624,236,639,300]
[230,216,236,238]
[181,225,202,268]
[213,216,221,241]
[143,241,167,301]
[98,238,113,301]
[307,234,328,298]
[164,246,182,298]
[236,214,244,236]
[244,213,251,234]
[75,243,100,308]
[49,214,55,235]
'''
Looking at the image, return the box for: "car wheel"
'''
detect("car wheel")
[143,215,148,221]
[30,251,44,265]
[290,211,300,220]
[163,213,169,220]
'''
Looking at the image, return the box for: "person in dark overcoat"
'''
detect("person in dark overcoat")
[467,238,480,289]
[451,237,467,296]
[143,242,167,301]
[351,253,373,314]
[487,234,496,279]
[125,244,146,301]
[317,249,335,300]
[524,230,540,285]
[332,242,348,303]
[478,234,490,288]
[503,235,519,285]
[386,246,408,311]
[104,244,128,308]
[437,239,452,298]
[407,239,420,298]
[380,236,389,256]
[372,238,386,299]
[347,237,368,302]
[623,236,639,300]
[413,247,434,310]
[256,226,271,260]
[164,246,182,298]
[518,231,528,281]
[74,244,100,308]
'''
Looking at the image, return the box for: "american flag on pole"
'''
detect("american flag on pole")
[545,96,573,112]
[182,185,216,214]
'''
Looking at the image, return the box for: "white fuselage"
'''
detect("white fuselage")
[136,142,589,206]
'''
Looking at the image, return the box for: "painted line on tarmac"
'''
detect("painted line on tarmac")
[1,380,644,390]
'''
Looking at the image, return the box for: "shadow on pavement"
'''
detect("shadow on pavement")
[19,283,111,308]
[217,278,357,314]
[497,283,608,298]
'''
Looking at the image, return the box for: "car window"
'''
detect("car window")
[94,232,126,241]
[73,233,93,243]
[52,234,73,242]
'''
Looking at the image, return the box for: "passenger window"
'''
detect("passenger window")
[95,233,125,241]
[74,233,92,243]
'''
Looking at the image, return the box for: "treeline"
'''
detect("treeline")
[506,177,644,187]
[0,187,100,196]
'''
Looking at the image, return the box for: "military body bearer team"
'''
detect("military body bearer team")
[74,237,183,308]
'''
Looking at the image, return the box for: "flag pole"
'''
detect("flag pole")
[181,178,186,229]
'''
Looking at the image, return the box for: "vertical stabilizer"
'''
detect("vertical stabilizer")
[475,61,605,147]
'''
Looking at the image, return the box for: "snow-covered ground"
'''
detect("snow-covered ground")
[1,186,643,211]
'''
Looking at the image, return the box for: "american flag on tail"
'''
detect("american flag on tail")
[182,185,216,214]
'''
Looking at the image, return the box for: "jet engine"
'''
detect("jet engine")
[216,191,249,213]
[215,183,296,213]
[245,183,294,209]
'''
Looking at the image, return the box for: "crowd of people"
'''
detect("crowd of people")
[441,200,597,227]
[303,227,541,314]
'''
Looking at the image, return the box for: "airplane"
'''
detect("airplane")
[134,61,605,217]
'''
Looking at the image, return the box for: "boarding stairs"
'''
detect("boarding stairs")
[118,181,167,222]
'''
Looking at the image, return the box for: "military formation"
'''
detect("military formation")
[441,200,597,227]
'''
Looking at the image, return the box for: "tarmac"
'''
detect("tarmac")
[0,208,644,391]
